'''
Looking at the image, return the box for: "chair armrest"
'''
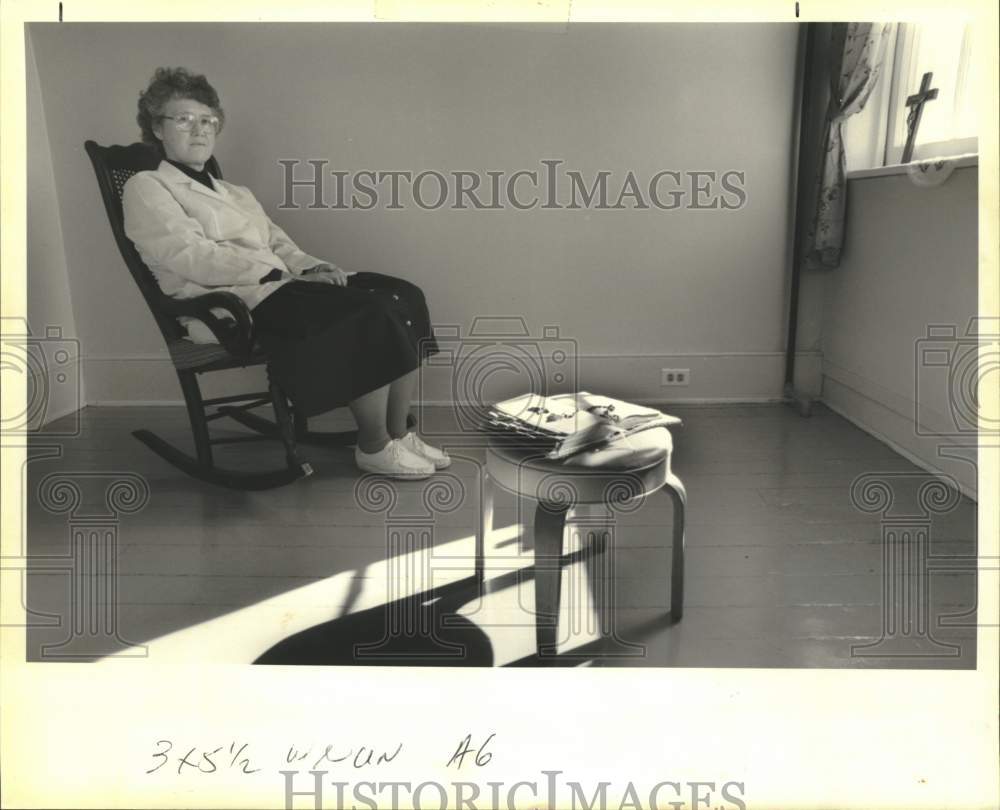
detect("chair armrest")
[161,292,254,358]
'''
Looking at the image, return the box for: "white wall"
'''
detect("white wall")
[25,30,82,426]
[28,22,801,405]
[821,166,979,498]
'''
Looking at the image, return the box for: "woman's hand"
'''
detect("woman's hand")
[302,264,350,286]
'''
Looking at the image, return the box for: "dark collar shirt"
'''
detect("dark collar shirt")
[166,158,216,191]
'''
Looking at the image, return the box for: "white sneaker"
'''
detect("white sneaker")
[355,439,435,479]
[398,431,452,469]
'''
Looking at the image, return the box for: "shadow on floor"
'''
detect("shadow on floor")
[254,550,681,668]
[254,576,495,666]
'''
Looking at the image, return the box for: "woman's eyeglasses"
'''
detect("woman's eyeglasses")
[158,113,221,133]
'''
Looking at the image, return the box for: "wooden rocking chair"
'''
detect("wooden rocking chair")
[84,140,373,490]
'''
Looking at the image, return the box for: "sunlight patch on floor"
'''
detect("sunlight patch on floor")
[95,517,631,665]
[98,524,523,663]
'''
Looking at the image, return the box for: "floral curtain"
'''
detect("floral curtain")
[803,23,893,269]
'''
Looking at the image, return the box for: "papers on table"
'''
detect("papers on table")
[484,392,681,459]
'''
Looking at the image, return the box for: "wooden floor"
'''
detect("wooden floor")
[23,402,978,667]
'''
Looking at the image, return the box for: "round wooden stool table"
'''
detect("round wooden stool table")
[479,426,686,660]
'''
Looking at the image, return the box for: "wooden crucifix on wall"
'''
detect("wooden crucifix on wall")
[902,71,939,163]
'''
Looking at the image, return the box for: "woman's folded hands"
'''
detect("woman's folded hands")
[302,264,350,286]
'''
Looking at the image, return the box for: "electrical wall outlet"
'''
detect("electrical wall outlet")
[661,368,691,386]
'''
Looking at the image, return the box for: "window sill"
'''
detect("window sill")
[847,153,978,181]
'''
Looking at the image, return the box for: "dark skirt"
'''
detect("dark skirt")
[251,272,439,416]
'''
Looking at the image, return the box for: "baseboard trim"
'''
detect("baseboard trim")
[89,396,790,408]
[82,351,823,405]
[39,400,85,426]
[822,359,955,436]
[34,358,85,429]
[86,400,187,407]
[821,382,978,503]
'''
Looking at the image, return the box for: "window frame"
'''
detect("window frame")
[880,21,978,165]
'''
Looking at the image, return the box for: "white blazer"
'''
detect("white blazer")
[122,160,327,314]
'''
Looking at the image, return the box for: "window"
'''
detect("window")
[845,21,979,171]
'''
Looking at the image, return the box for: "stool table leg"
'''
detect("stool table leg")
[662,473,687,622]
[534,501,569,660]
[477,470,494,589]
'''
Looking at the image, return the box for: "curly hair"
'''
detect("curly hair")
[136,67,225,153]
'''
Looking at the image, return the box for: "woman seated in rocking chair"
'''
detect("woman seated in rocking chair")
[123,66,448,480]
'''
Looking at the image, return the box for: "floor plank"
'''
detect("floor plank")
[23,402,979,668]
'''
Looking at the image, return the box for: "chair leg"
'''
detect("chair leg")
[662,472,687,622]
[132,430,312,490]
[534,500,569,660]
[270,383,308,472]
[178,371,212,466]
[131,370,313,491]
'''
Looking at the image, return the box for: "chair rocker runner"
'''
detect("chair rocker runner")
[84,140,380,490]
